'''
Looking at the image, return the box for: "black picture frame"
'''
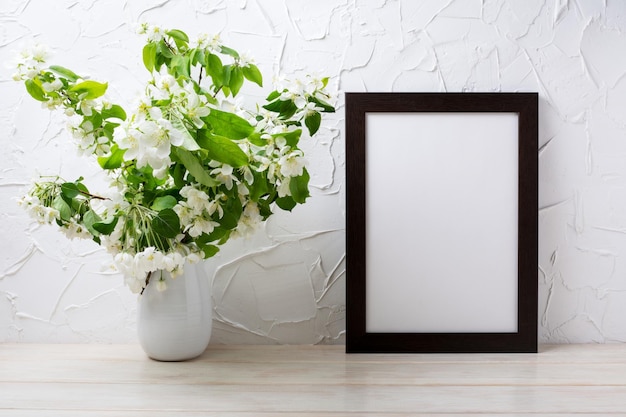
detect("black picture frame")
[345,92,538,353]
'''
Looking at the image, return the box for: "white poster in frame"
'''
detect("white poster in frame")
[345,93,538,353]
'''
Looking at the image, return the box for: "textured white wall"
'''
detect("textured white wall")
[1,0,626,344]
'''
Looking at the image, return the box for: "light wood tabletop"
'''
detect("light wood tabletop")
[1,343,626,415]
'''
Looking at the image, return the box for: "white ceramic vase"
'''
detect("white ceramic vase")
[137,262,212,361]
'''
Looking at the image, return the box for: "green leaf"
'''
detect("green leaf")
[247,132,266,147]
[206,53,224,88]
[76,180,89,194]
[203,227,228,243]
[220,45,240,59]
[257,198,273,219]
[248,171,270,200]
[152,208,181,238]
[49,65,80,82]
[229,66,244,96]
[60,182,81,200]
[157,39,175,58]
[170,162,186,188]
[151,195,178,211]
[154,53,168,71]
[304,111,321,136]
[289,169,310,204]
[220,196,243,230]
[263,99,297,119]
[52,195,72,221]
[262,197,276,217]
[85,111,103,129]
[170,117,200,151]
[171,55,190,78]
[102,123,117,141]
[174,148,219,187]
[309,95,335,113]
[202,108,253,139]
[166,29,189,48]
[263,99,285,113]
[266,90,280,101]
[25,79,46,102]
[101,105,127,121]
[222,64,232,92]
[274,129,302,148]
[276,196,297,211]
[143,42,157,72]
[98,146,126,170]
[217,229,232,245]
[200,244,220,258]
[219,210,240,230]
[93,216,118,235]
[69,80,108,99]
[197,131,248,168]
[242,64,263,87]
[82,209,102,236]
[190,48,205,66]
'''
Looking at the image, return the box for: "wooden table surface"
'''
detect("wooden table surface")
[2,343,626,416]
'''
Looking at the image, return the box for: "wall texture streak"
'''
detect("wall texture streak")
[1,0,625,344]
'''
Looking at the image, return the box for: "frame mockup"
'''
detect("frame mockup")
[345,92,538,353]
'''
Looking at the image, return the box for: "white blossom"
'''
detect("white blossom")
[16,194,59,224]
[173,201,196,226]
[253,109,279,131]
[277,178,291,197]
[180,83,210,128]
[68,119,110,156]
[238,52,254,68]
[60,220,92,240]
[180,185,210,213]
[138,23,166,43]
[41,79,63,93]
[186,251,202,264]
[233,201,262,238]
[241,166,254,185]
[219,97,246,118]
[195,33,221,53]
[176,185,221,238]
[209,163,236,190]
[76,98,96,116]
[206,195,224,218]
[187,217,219,237]
[279,150,306,177]
[149,65,182,99]
[294,101,323,119]
[100,220,125,255]
[155,278,167,292]
[13,43,51,80]
[115,106,185,178]
[113,247,192,293]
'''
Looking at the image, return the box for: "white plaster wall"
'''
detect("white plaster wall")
[1,0,625,344]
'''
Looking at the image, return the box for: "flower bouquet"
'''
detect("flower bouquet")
[14,24,335,294]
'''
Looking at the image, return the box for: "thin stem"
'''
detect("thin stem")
[140,271,152,295]
[77,189,108,200]
[163,39,177,55]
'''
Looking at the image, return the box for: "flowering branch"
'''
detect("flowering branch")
[13,24,335,294]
